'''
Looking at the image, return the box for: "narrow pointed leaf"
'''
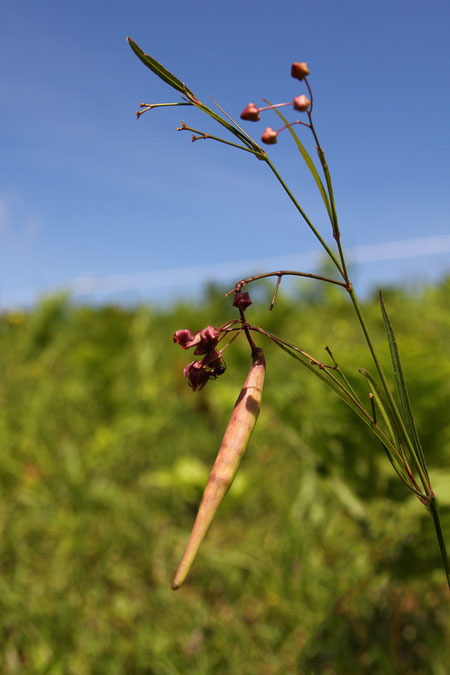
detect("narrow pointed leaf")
[359,369,418,489]
[379,292,428,473]
[127,38,195,96]
[266,101,333,222]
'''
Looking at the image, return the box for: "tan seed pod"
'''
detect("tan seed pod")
[172,348,266,590]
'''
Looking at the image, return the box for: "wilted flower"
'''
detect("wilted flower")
[293,94,311,112]
[233,291,252,310]
[291,62,310,80]
[200,347,222,366]
[240,103,260,121]
[173,329,201,349]
[194,326,221,355]
[184,361,210,391]
[176,328,225,390]
[173,325,220,354]
[261,127,278,145]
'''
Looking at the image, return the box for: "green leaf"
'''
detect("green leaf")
[128,38,264,156]
[359,368,423,493]
[127,38,195,97]
[379,292,428,474]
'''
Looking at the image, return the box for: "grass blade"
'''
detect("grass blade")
[379,292,428,474]
[127,38,195,96]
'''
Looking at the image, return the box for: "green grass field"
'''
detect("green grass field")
[0,279,449,673]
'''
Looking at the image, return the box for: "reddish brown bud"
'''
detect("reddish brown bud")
[291,62,310,80]
[261,127,277,145]
[293,94,311,112]
[240,103,260,122]
[233,291,252,310]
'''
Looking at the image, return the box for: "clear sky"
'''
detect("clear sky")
[1,0,449,308]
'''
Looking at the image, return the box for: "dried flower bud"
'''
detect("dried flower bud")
[183,361,210,391]
[233,291,252,310]
[293,94,311,112]
[261,127,278,145]
[240,103,260,122]
[291,62,310,80]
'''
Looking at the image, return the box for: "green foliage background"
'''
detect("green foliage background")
[0,279,449,673]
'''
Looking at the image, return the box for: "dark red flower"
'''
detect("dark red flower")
[183,360,210,391]
[200,348,222,367]
[194,326,221,355]
[233,291,252,310]
[173,329,201,349]
[174,325,220,353]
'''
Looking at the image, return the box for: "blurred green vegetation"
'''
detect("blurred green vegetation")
[0,279,449,673]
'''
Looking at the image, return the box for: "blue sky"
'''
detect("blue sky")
[1,0,449,308]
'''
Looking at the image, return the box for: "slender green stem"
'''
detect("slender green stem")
[308,118,350,284]
[429,498,450,590]
[348,287,392,399]
[301,105,432,496]
[324,346,363,405]
[263,157,344,276]
[178,124,265,156]
[335,238,350,285]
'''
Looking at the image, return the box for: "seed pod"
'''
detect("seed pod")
[172,348,266,590]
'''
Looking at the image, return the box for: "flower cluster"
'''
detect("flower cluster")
[240,61,311,145]
[173,326,226,391]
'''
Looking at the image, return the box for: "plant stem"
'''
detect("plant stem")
[178,124,264,156]
[228,270,348,293]
[308,117,350,283]
[263,157,345,276]
[429,498,450,590]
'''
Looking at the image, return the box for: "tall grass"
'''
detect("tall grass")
[0,282,448,672]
